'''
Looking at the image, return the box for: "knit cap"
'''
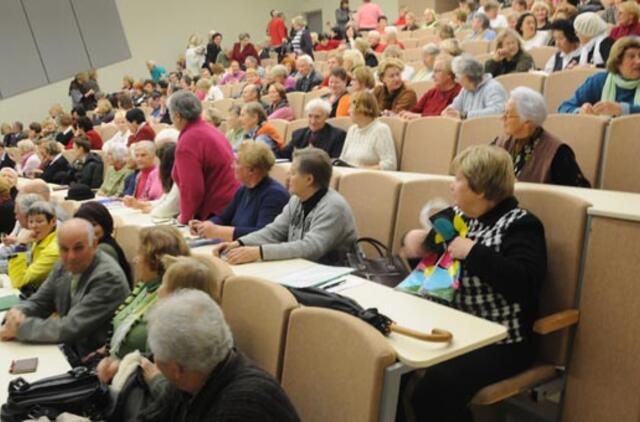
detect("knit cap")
[573,12,608,38]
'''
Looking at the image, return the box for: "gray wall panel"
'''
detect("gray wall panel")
[22,0,91,83]
[71,0,131,68]
[0,0,48,97]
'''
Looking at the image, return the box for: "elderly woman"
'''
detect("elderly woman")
[16,139,41,177]
[341,91,397,170]
[559,37,640,115]
[95,226,190,383]
[98,143,132,197]
[610,1,640,40]
[516,13,550,50]
[8,201,59,296]
[382,27,405,51]
[350,65,376,93]
[404,145,547,422]
[442,54,508,119]
[383,45,415,81]
[122,141,162,202]
[267,64,297,92]
[190,141,289,242]
[279,99,346,160]
[92,98,115,125]
[219,61,246,86]
[423,8,440,28]
[574,12,612,67]
[266,83,295,121]
[531,1,551,30]
[213,147,358,265]
[484,29,534,77]
[493,87,590,186]
[327,67,350,118]
[544,20,581,73]
[342,49,366,75]
[225,105,245,151]
[63,137,104,188]
[467,13,497,41]
[353,38,378,68]
[240,102,284,151]
[401,55,462,119]
[373,58,418,114]
[410,44,441,83]
[232,32,260,66]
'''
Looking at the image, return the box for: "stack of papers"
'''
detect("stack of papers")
[272,265,355,288]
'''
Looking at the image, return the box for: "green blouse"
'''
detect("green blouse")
[99,166,132,197]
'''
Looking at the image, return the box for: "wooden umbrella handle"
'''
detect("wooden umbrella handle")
[389,323,453,343]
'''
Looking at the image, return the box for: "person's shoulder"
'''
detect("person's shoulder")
[266,177,289,195]
[93,250,128,281]
[585,71,608,85]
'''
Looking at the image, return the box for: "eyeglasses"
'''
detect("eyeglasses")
[501,112,520,120]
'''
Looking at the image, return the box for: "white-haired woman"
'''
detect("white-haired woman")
[493,87,590,186]
[442,54,508,119]
[16,139,41,177]
[467,13,497,41]
[98,143,133,197]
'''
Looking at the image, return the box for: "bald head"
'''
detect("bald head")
[19,179,51,201]
[58,218,97,274]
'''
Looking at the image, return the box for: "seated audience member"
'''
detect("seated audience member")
[316,32,341,51]
[98,143,132,197]
[7,200,59,295]
[74,201,132,283]
[5,121,27,148]
[340,91,397,170]
[265,83,295,121]
[0,167,18,200]
[0,218,130,363]
[245,56,265,79]
[440,24,456,41]
[401,55,462,119]
[191,141,289,241]
[220,60,246,85]
[442,54,509,119]
[225,105,245,151]
[353,38,379,68]
[484,0,508,28]
[294,55,324,93]
[532,0,552,30]
[383,27,405,51]
[35,140,69,184]
[516,13,551,50]
[327,67,350,117]
[126,108,156,146]
[0,141,16,169]
[574,12,613,67]
[241,83,261,104]
[493,87,591,186]
[610,1,640,40]
[56,114,75,146]
[411,44,441,82]
[383,45,415,81]
[232,32,260,66]
[342,49,366,77]
[1,193,43,268]
[0,178,15,236]
[105,115,131,150]
[551,3,578,22]
[169,91,239,224]
[95,226,190,382]
[16,139,41,177]
[373,58,418,114]
[194,78,212,101]
[403,144,547,422]
[368,30,385,53]
[544,20,581,73]
[123,141,162,202]
[147,60,167,82]
[92,98,115,125]
[440,38,464,57]
[267,64,297,92]
[204,81,224,102]
[203,106,225,128]
[26,122,42,143]
[63,137,104,189]
[467,13,497,41]
[74,116,103,150]
[241,102,285,151]
[350,65,376,93]
[484,29,535,77]
[278,99,346,160]
[213,148,358,265]
[423,8,440,28]
[139,290,300,422]
[559,37,640,115]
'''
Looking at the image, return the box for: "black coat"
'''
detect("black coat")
[278,123,346,160]
[0,153,15,170]
[40,155,70,184]
[65,153,103,188]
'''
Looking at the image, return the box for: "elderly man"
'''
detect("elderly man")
[34,140,70,184]
[0,218,130,362]
[126,108,156,146]
[213,148,358,265]
[169,91,238,224]
[241,84,260,104]
[140,290,300,422]
[277,99,346,160]
[122,141,162,202]
[294,55,323,93]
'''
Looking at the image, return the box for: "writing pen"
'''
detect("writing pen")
[322,279,346,290]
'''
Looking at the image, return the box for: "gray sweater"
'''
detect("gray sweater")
[450,74,508,118]
[239,189,358,264]
[16,250,130,357]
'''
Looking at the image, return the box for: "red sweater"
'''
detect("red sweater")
[315,40,342,51]
[172,118,239,223]
[411,84,462,116]
[127,123,156,146]
[268,17,288,47]
[66,130,102,150]
[232,43,260,65]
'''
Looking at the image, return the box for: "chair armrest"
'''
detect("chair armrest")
[533,309,579,335]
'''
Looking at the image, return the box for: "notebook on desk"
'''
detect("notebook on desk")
[272,264,355,288]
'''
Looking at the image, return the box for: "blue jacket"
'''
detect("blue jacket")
[210,177,289,239]
[558,72,640,115]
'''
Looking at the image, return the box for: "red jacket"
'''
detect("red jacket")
[268,17,288,47]
[411,84,462,117]
[315,40,342,51]
[65,129,102,150]
[127,123,156,146]
[231,43,260,66]
[172,118,239,223]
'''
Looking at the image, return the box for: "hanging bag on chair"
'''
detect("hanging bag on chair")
[346,237,410,287]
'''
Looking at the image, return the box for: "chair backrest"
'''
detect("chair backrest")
[474,52,493,66]
[397,30,414,40]
[600,114,640,193]
[461,40,490,55]
[212,98,236,119]
[269,162,291,187]
[495,72,546,95]
[407,80,435,99]
[268,119,289,142]
[338,171,402,250]
[221,275,298,379]
[285,118,308,144]
[114,224,143,270]
[62,149,76,164]
[403,38,419,48]
[455,29,473,41]
[230,83,244,98]
[314,51,329,61]
[528,46,558,70]
[218,84,233,98]
[262,57,277,67]
[414,27,438,38]
[514,184,589,365]
[543,68,603,113]
[326,116,353,132]
[417,35,441,45]
[150,123,169,135]
[401,117,460,175]
[543,113,607,186]
[378,116,407,167]
[286,92,306,120]
[280,307,396,422]
[457,115,503,153]
[402,47,422,62]
[99,124,118,142]
[303,88,330,111]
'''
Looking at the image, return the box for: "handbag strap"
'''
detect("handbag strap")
[356,237,390,257]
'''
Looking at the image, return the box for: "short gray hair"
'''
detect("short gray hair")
[16,193,45,215]
[293,147,332,189]
[423,43,441,55]
[26,200,56,221]
[304,98,332,116]
[134,140,156,154]
[452,54,485,84]
[270,64,289,79]
[43,140,61,157]
[147,289,233,373]
[297,54,314,66]
[58,217,95,245]
[168,91,202,122]
[510,87,547,127]
[474,12,491,30]
[105,142,129,163]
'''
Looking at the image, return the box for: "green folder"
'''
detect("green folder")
[0,295,21,311]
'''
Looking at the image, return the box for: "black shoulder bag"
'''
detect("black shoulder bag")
[346,237,410,288]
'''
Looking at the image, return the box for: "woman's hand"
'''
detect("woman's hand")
[441,107,462,119]
[191,220,219,239]
[579,103,595,115]
[593,101,623,117]
[96,356,120,384]
[140,358,162,383]
[225,246,261,264]
[447,237,476,260]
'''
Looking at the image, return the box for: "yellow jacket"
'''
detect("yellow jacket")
[8,230,59,289]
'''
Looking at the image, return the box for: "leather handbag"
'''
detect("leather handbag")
[0,367,111,422]
[346,237,410,288]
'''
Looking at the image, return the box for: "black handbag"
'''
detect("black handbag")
[346,237,410,288]
[0,366,112,422]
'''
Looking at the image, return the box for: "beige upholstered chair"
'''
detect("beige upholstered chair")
[269,162,291,187]
[474,52,493,66]
[281,307,396,422]
[407,80,435,99]
[211,98,235,119]
[600,114,640,193]
[543,68,604,112]
[220,275,298,379]
[400,117,460,175]
[402,38,420,49]
[461,40,490,55]
[402,47,423,62]
[114,224,143,270]
[378,116,407,168]
[98,123,118,142]
[496,72,546,94]
[528,46,558,70]
[286,92,306,120]
[267,119,289,143]
[284,118,308,144]
[456,115,503,153]
[326,116,354,132]
[303,87,330,110]
[149,122,169,134]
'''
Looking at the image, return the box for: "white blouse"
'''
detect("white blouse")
[522,31,550,51]
[340,120,397,171]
